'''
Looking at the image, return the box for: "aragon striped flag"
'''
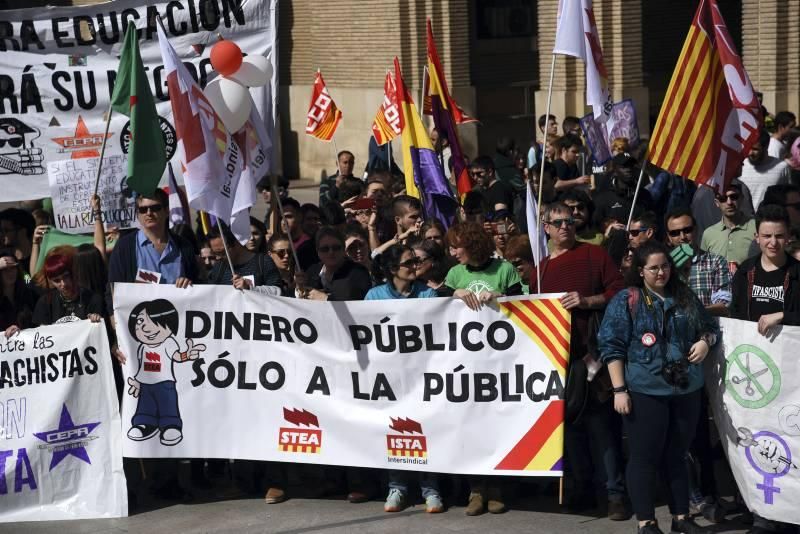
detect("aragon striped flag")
[305,71,342,142]
[648,0,761,191]
[371,72,401,145]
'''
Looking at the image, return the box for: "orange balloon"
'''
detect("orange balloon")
[210,40,242,77]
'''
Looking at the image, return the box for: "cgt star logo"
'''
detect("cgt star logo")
[33,403,100,471]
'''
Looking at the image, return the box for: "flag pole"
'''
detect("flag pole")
[216,218,236,277]
[273,182,303,273]
[92,107,114,198]
[625,163,648,230]
[535,53,556,294]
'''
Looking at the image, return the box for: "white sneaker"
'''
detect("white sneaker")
[160,427,183,446]
[127,425,158,441]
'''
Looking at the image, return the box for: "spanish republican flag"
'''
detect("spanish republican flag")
[394,57,458,227]
[371,72,401,146]
[648,0,760,191]
[305,71,342,141]
[426,19,472,198]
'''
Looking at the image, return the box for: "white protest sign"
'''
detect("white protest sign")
[48,155,136,234]
[0,0,277,201]
[707,319,800,525]
[0,321,127,522]
[114,285,570,477]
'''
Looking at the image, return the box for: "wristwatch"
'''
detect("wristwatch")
[612,385,628,394]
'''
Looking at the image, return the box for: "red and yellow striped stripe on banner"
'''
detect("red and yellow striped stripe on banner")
[495,400,564,472]
[498,298,570,375]
[648,21,725,183]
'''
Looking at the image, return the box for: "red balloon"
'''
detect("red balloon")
[210,40,243,77]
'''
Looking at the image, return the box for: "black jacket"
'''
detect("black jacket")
[305,259,372,301]
[730,254,800,325]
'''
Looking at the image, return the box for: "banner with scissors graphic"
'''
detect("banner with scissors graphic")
[707,319,800,525]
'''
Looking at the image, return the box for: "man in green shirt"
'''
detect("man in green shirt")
[700,182,756,269]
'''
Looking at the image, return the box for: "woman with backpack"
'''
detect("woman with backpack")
[597,242,719,534]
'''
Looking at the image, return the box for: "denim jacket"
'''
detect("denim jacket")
[597,287,719,396]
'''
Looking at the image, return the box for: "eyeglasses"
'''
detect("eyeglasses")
[399,258,422,268]
[318,244,343,254]
[137,203,163,214]
[270,248,290,258]
[667,226,694,237]
[716,193,740,203]
[628,227,649,237]
[546,217,575,228]
[0,138,23,149]
[643,263,672,274]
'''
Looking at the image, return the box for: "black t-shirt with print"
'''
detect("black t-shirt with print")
[749,261,787,319]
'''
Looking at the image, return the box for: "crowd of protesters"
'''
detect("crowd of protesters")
[1,107,799,534]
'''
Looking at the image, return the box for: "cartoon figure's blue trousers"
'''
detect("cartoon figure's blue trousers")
[132,381,182,430]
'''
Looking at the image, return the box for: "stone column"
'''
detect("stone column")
[742,0,800,114]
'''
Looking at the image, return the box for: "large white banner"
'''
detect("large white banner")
[708,319,800,525]
[114,284,570,477]
[0,0,277,202]
[0,321,127,522]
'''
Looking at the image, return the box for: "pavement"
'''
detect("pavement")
[2,464,752,534]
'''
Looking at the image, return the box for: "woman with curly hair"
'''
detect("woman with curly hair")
[444,221,522,311]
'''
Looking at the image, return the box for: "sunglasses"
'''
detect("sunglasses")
[628,227,649,237]
[566,203,586,212]
[270,248,290,258]
[318,244,343,254]
[546,217,575,228]
[137,203,163,214]
[0,138,23,149]
[716,193,740,203]
[399,258,422,268]
[667,226,694,237]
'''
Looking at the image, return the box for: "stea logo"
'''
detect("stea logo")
[278,408,321,454]
[143,351,161,372]
[386,417,428,465]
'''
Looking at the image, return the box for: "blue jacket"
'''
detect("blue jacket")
[365,281,438,300]
[597,287,719,396]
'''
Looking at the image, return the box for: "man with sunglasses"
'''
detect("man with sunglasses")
[531,202,627,520]
[556,189,604,245]
[628,211,658,250]
[700,182,757,268]
[470,156,515,211]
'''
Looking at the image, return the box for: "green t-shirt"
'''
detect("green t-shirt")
[445,258,521,295]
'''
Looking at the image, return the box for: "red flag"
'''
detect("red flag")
[305,71,342,142]
[648,0,760,191]
[371,72,402,145]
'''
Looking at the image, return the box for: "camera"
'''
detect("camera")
[491,222,508,235]
[661,357,690,389]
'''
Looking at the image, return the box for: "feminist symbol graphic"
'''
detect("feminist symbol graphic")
[741,429,797,504]
[726,344,781,409]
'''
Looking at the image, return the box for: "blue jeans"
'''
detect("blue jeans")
[388,470,440,498]
[132,381,182,430]
[565,396,626,499]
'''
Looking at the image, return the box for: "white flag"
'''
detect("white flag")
[553,0,612,121]
[526,183,549,269]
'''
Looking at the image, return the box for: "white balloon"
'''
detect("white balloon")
[230,55,271,87]
[203,77,252,133]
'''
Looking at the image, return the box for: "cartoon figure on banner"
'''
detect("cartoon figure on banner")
[126,299,206,446]
[737,427,798,504]
[0,117,44,175]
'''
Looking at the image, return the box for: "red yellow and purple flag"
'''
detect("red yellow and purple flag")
[394,57,458,228]
[426,19,473,198]
[305,71,342,142]
[648,0,761,191]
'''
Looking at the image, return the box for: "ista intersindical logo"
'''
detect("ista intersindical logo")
[386,417,427,465]
[278,408,321,453]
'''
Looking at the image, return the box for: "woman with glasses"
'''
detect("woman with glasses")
[411,240,453,296]
[296,226,372,302]
[597,242,719,534]
[364,244,442,513]
[266,233,296,297]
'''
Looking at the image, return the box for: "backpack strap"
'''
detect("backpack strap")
[626,287,640,321]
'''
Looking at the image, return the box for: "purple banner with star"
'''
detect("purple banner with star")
[0,320,127,522]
